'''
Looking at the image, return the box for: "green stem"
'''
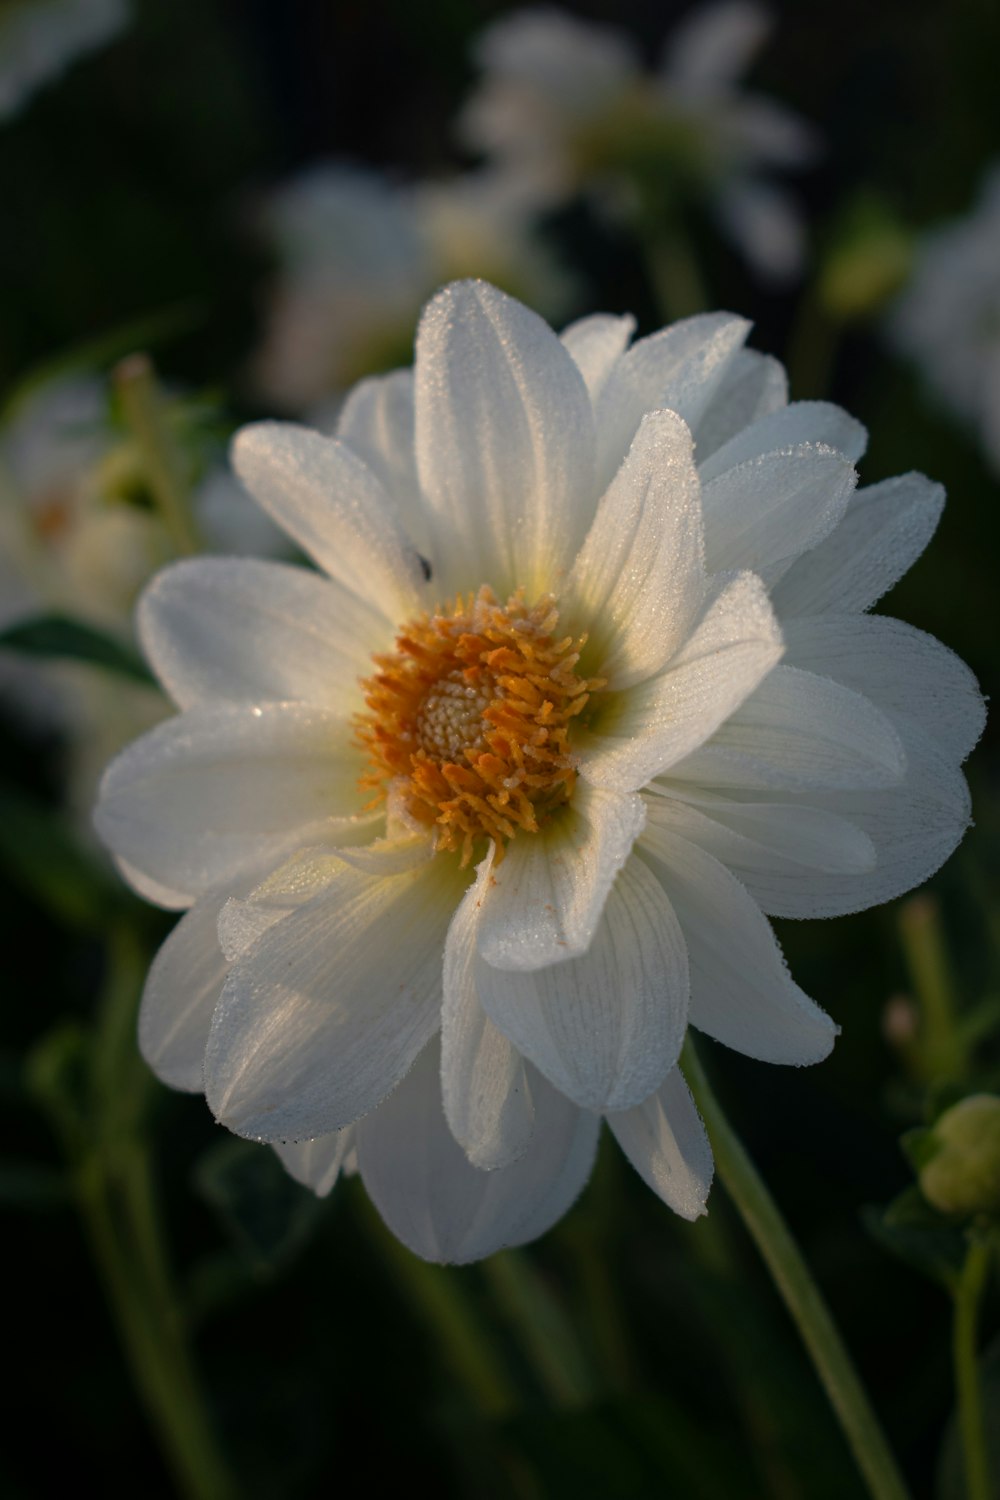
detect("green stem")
[953,1236,993,1500]
[897,895,965,1080]
[785,288,841,400]
[483,1249,597,1409]
[684,1039,914,1500]
[640,219,709,323]
[114,353,202,555]
[364,1201,519,1419]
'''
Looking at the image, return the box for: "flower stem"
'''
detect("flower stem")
[953,1235,993,1500]
[360,1197,520,1419]
[640,218,709,323]
[683,1039,914,1500]
[483,1249,597,1408]
[897,895,965,1080]
[114,353,203,556]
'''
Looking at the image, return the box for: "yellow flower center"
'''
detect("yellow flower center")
[356,587,603,863]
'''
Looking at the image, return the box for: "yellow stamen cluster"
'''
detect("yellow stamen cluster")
[356,586,602,863]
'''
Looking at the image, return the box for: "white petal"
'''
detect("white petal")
[274,1129,354,1197]
[560,312,636,402]
[476,782,646,970]
[643,791,876,916]
[95,702,372,896]
[414,280,596,599]
[564,409,704,688]
[670,664,906,792]
[579,571,783,792]
[697,402,867,482]
[638,836,837,1064]
[663,0,769,86]
[231,422,427,624]
[138,557,387,713]
[594,313,750,495]
[607,1066,713,1220]
[334,369,428,553]
[699,444,857,581]
[476,854,689,1112]
[781,615,985,767]
[746,724,972,918]
[441,845,534,1170]
[139,895,230,1091]
[204,851,468,1142]
[114,857,190,911]
[771,473,945,617]
[692,348,788,461]
[715,179,805,281]
[357,1039,599,1264]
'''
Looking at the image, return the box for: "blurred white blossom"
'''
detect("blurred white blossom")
[460,3,817,281]
[0,0,129,120]
[252,163,578,413]
[890,165,1000,474]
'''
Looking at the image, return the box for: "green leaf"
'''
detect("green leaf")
[0,614,155,686]
[863,1187,967,1289]
[193,1137,327,1275]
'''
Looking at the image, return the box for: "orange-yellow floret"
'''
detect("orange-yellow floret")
[356,586,603,864]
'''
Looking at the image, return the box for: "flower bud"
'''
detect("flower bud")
[918,1095,1000,1218]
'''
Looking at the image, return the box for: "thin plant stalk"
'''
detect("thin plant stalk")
[953,1236,993,1500]
[483,1249,598,1409]
[114,352,203,555]
[683,1038,914,1500]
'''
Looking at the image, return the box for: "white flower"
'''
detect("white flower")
[252,163,577,414]
[94,280,983,1264]
[0,0,129,121]
[459,3,817,280]
[890,164,1000,475]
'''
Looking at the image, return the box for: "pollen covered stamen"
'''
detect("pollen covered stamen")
[356,586,603,863]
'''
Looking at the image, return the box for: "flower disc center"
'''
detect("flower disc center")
[356,586,602,862]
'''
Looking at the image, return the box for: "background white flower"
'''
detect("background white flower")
[95,280,983,1264]
[890,163,1000,475]
[459,2,818,280]
[0,0,129,121]
[252,163,576,415]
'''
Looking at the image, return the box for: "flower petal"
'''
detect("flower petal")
[781,615,985,767]
[560,312,636,402]
[357,1039,599,1264]
[334,369,427,552]
[692,348,787,461]
[697,401,867,482]
[138,895,230,1092]
[274,1129,355,1197]
[476,853,689,1112]
[414,279,596,599]
[476,782,646,970]
[593,313,750,494]
[669,664,906,792]
[662,0,769,86]
[138,557,387,713]
[95,702,372,896]
[607,1066,713,1220]
[231,421,427,624]
[204,851,468,1141]
[771,473,945,617]
[579,571,783,792]
[565,408,704,688]
[643,791,876,916]
[699,444,857,581]
[638,835,837,1064]
[441,845,535,1169]
[715,179,805,281]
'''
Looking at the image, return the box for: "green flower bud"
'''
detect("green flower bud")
[918,1095,1000,1218]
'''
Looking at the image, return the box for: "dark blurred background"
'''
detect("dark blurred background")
[1,2,997,1496]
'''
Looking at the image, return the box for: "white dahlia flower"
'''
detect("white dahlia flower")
[890,164,1000,475]
[94,281,983,1264]
[0,0,128,121]
[459,3,817,280]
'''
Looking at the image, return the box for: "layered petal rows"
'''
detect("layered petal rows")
[95,279,983,1263]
